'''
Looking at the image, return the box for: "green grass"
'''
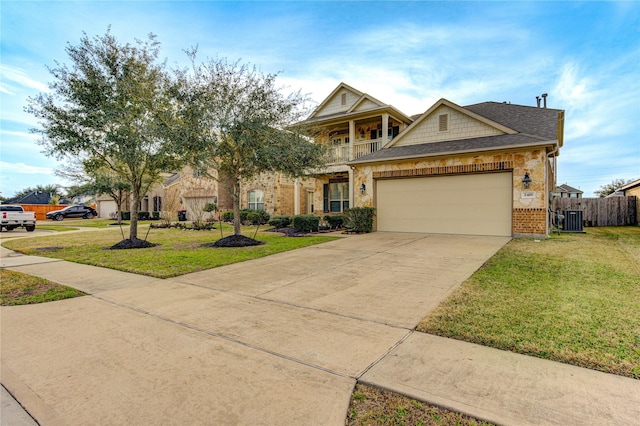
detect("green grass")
[2,225,339,278]
[0,269,86,305]
[417,226,640,379]
[347,384,492,426]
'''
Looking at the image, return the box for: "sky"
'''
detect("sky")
[1,1,638,198]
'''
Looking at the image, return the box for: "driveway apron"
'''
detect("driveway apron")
[1,233,509,424]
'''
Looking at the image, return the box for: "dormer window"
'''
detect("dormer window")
[439,114,449,132]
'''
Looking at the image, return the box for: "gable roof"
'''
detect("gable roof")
[557,184,583,194]
[308,82,364,119]
[4,191,53,205]
[353,98,563,164]
[303,82,413,126]
[384,98,517,149]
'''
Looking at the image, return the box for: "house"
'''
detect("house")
[3,191,67,205]
[618,178,640,223]
[556,183,583,199]
[96,82,565,238]
[297,83,564,238]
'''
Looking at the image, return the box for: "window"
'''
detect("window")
[248,189,265,210]
[438,114,449,132]
[341,93,347,105]
[324,182,349,213]
[153,196,162,212]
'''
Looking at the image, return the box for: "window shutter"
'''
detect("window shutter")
[323,184,329,213]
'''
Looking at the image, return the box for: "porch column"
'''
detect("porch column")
[348,167,354,209]
[348,119,355,161]
[294,178,300,215]
[381,113,389,145]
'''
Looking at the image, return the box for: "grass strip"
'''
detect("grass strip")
[1,269,86,305]
[347,384,492,426]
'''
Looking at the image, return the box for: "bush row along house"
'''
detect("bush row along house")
[98,82,565,238]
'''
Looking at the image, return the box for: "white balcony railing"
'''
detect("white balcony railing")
[325,139,384,165]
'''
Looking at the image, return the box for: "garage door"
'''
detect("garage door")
[376,173,512,236]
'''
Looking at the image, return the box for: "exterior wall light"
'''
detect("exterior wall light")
[360,183,366,194]
[522,172,532,189]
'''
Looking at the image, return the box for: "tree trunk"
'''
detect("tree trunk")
[233,177,241,236]
[129,189,139,240]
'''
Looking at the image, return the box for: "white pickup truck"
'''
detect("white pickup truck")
[1,205,36,232]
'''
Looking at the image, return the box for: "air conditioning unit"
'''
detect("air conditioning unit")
[563,210,583,232]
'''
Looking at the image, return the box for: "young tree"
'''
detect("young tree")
[173,55,326,238]
[26,30,183,245]
[594,178,632,198]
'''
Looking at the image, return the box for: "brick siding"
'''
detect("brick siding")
[513,208,546,235]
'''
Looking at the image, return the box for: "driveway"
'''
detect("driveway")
[1,232,509,425]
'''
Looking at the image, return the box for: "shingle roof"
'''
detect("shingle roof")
[351,133,550,164]
[557,184,583,194]
[464,102,561,141]
[3,191,52,204]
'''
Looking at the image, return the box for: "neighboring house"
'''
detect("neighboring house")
[297,83,564,237]
[618,178,640,223]
[3,191,64,205]
[556,183,583,198]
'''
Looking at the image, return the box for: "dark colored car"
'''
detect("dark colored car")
[46,205,98,221]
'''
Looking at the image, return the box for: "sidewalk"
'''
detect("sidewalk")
[2,240,639,425]
[361,333,640,426]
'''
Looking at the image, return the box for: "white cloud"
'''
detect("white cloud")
[0,64,50,93]
[0,161,53,175]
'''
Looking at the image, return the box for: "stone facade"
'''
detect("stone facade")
[353,148,551,237]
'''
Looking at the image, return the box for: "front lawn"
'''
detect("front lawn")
[418,227,640,379]
[2,226,338,278]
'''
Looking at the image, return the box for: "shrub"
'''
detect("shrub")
[203,203,217,213]
[222,209,270,225]
[344,207,376,233]
[151,211,160,220]
[122,211,131,220]
[292,215,320,233]
[138,211,150,220]
[269,216,291,228]
[324,215,345,229]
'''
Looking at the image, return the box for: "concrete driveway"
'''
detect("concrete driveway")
[1,232,509,425]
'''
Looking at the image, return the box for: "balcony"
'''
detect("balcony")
[326,139,384,165]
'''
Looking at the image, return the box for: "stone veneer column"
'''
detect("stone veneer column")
[294,178,300,215]
[348,167,354,209]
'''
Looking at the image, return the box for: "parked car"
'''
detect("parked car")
[46,205,98,221]
[1,205,36,231]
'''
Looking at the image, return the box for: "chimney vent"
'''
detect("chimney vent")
[541,93,548,108]
[536,96,541,108]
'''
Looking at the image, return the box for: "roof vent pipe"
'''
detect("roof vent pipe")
[536,96,541,108]
[542,93,548,108]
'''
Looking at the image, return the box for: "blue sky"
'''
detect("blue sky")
[1,1,638,198]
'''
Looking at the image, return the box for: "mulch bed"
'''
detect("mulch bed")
[109,238,158,250]
[204,235,265,248]
[265,227,310,237]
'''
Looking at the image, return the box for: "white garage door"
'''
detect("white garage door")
[376,173,512,236]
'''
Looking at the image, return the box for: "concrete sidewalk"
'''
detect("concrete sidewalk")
[2,233,639,425]
[361,333,640,425]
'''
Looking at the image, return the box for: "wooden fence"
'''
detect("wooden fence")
[555,196,637,227]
